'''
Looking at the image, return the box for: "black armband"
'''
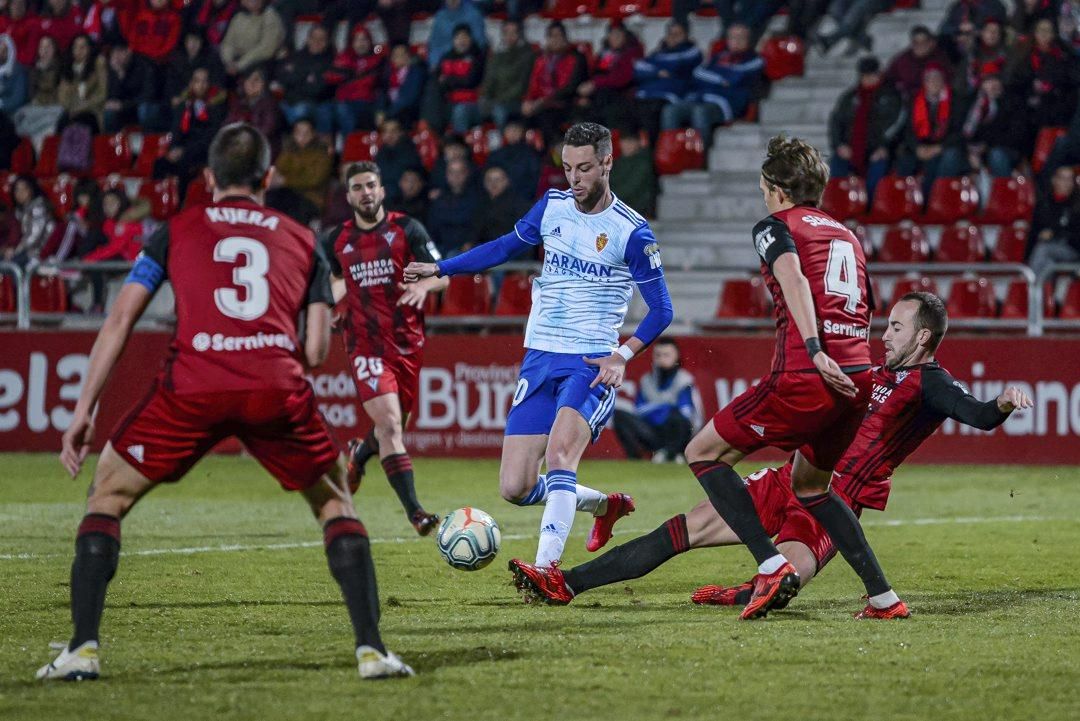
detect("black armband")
[805,337,822,359]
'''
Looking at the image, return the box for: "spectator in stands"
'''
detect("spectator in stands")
[938,0,1008,57]
[521,21,586,142]
[103,43,158,133]
[479,19,534,129]
[326,24,383,135]
[1005,17,1079,154]
[660,23,764,146]
[82,188,141,263]
[166,30,226,110]
[427,0,486,72]
[389,167,429,222]
[431,134,475,194]
[48,177,104,264]
[380,43,425,128]
[610,129,657,218]
[575,22,642,130]
[827,56,904,200]
[486,116,540,202]
[272,117,332,210]
[38,0,81,54]
[473,164,529,244]
[885,25,953,98]
[58,34,107,132]
[816,0,893,57]
[783,0,832,42]
[274,24,334,134]
[1040,98,1080,181]
[220,0,285,78]
[123,0,181,67]
[951,18,1008,100]
[961,73,1025,177]
[375,118,422,205]
[535,138,569,196]
[1062,0,1080,55]
[427,157,479,255]
[895,64,967,200]
[3,0,42,66]
[613,337,700,463]
[188,0,238,48]
[81,0,126,48]
[1028,164,1080,278]
[0,32,28,115]
[154,67,226,190]
[1011,0,1058,36]
[634,20,702,144]
[427,24,484,133]
[4,174,55,266]
[12,35,62,144]
[226,67,282,153]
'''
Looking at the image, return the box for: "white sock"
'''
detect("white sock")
[575,484,607,515]
[758,554,788,575]
[536,470,578,567]
[869,589,900,609]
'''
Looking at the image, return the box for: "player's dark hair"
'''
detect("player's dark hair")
[760,134,829,207]
[564,122,613,159]
[207,122,271,191]
[344,161,382,186]
[900,291,948,351]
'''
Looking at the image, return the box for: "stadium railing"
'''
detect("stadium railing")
[24,261,176,328]
[0,261,29,330]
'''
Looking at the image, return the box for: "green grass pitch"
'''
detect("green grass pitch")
[1,453,1078,720]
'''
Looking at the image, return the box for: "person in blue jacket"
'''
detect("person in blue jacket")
[633,20,703,143]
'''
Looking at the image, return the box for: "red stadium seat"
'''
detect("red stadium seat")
[34,136,60,177]
[1059,279,1080,319]
[846,222,873,259]
[1032,126,1067,174]
[654,128,705,175]
[441,274,492,316]
[494,273,533,316]
[42,175,76,215]
[10,139,34,174]
[760,36,805,81]
[865,174,922,224]
[92,133,132,177]
[646,0,673,16]
[922,175,979,224]
[342,131,380,164]
[946,276,997,318]
[30,273,68,313]
[599,2,649,17]
[1000,281,1055,320]
[183,174,213,208]
[890,275,938,306]
[411,127,439,172]
[543,0,601,19]
[820,176,867,222]
[715,276,771,318]
[936,222,986,263]
[0,272,16,313]
[878,222,930,263]
[979,174,1035,224]
[132,133,172,177]
[138,177,180,220]
[990,222,1029,263]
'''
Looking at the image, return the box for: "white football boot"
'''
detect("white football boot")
[356,645,414,679]
[36,641,100,681]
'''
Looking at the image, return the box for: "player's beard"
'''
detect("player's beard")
[575,178,609,213]
[353,199,383,225]
[885,338,919,370]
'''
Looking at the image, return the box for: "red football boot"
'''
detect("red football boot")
[691,581,753,606]
[508,559,575,605]
[586,493,635,552]
[740,562,800,620]
[855,599,910,619]
[410,510,440,537]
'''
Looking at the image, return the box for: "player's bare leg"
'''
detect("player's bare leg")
[362,394,437,535]
[302,455,414,678]
[685,423,799,619]
[38,443,156,681]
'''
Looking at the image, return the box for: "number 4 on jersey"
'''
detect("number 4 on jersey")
[824,238,861,314]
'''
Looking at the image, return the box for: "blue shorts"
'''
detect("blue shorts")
[505,350,615,442]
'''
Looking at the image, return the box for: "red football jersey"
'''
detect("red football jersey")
[753,206,872,372]
[321,211,440,360]
[142,196,332,394]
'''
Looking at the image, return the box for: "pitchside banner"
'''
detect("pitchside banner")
[2,332,1079,464]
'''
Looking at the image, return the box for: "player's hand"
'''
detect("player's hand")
[397,282,428,308]
[997,386,1033,414]
[584,354,626,389]
[60,414,95,478]
[813,353,858,398]
[403,262,438,283]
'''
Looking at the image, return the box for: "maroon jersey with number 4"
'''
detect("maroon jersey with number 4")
[321,211,441,360]
[140,197,333,394]
[752,206,872,372]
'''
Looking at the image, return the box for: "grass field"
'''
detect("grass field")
[1,453,1078,720]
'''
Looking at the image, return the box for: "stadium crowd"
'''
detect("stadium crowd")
[0,0,1078,313]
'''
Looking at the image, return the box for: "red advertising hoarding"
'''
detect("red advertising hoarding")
[1,332,1078,464]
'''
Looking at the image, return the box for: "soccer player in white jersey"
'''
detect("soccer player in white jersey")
[405,122,674,574]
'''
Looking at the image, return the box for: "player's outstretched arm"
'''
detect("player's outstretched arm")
[404,231,536,282]
[924,369,1034,431]
[61,283,153,477]
[397,276,449,308]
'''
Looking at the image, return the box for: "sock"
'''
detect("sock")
[380,453,421,518]
[869,589,900,609]
[758,555,787,575]
[352,429,379,471]
[70,513,121,649]
[513,475,549,506]
[324,517,385,654]
[574,483,607,515]
[562,515,689,595]
[535,470,577,567]
[800,491,891,597]
[690,460,781,566]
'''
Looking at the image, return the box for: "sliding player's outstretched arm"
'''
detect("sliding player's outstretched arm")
[923,368,1034,430]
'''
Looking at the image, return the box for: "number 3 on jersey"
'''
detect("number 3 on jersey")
[824,238,862,314]
[213,236,270,320]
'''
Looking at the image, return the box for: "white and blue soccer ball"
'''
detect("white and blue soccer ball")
[436,507,502,571]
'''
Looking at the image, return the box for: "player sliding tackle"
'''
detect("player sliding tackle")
[39,124,412,682]
[510,293,1034,613]
[406,122,674,571]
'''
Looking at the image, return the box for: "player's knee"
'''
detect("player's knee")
[372,417,402,445]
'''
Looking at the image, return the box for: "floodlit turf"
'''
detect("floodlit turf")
[1,453,1078,720]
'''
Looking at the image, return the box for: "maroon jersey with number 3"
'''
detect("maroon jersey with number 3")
[752,206,872,372]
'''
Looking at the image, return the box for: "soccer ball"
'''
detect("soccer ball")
[436,507,502,571]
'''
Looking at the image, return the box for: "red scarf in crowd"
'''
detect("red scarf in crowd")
[180,98,209,133]
[912,87,951,142]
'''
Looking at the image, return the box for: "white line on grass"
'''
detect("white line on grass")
[0,514,1059,561]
